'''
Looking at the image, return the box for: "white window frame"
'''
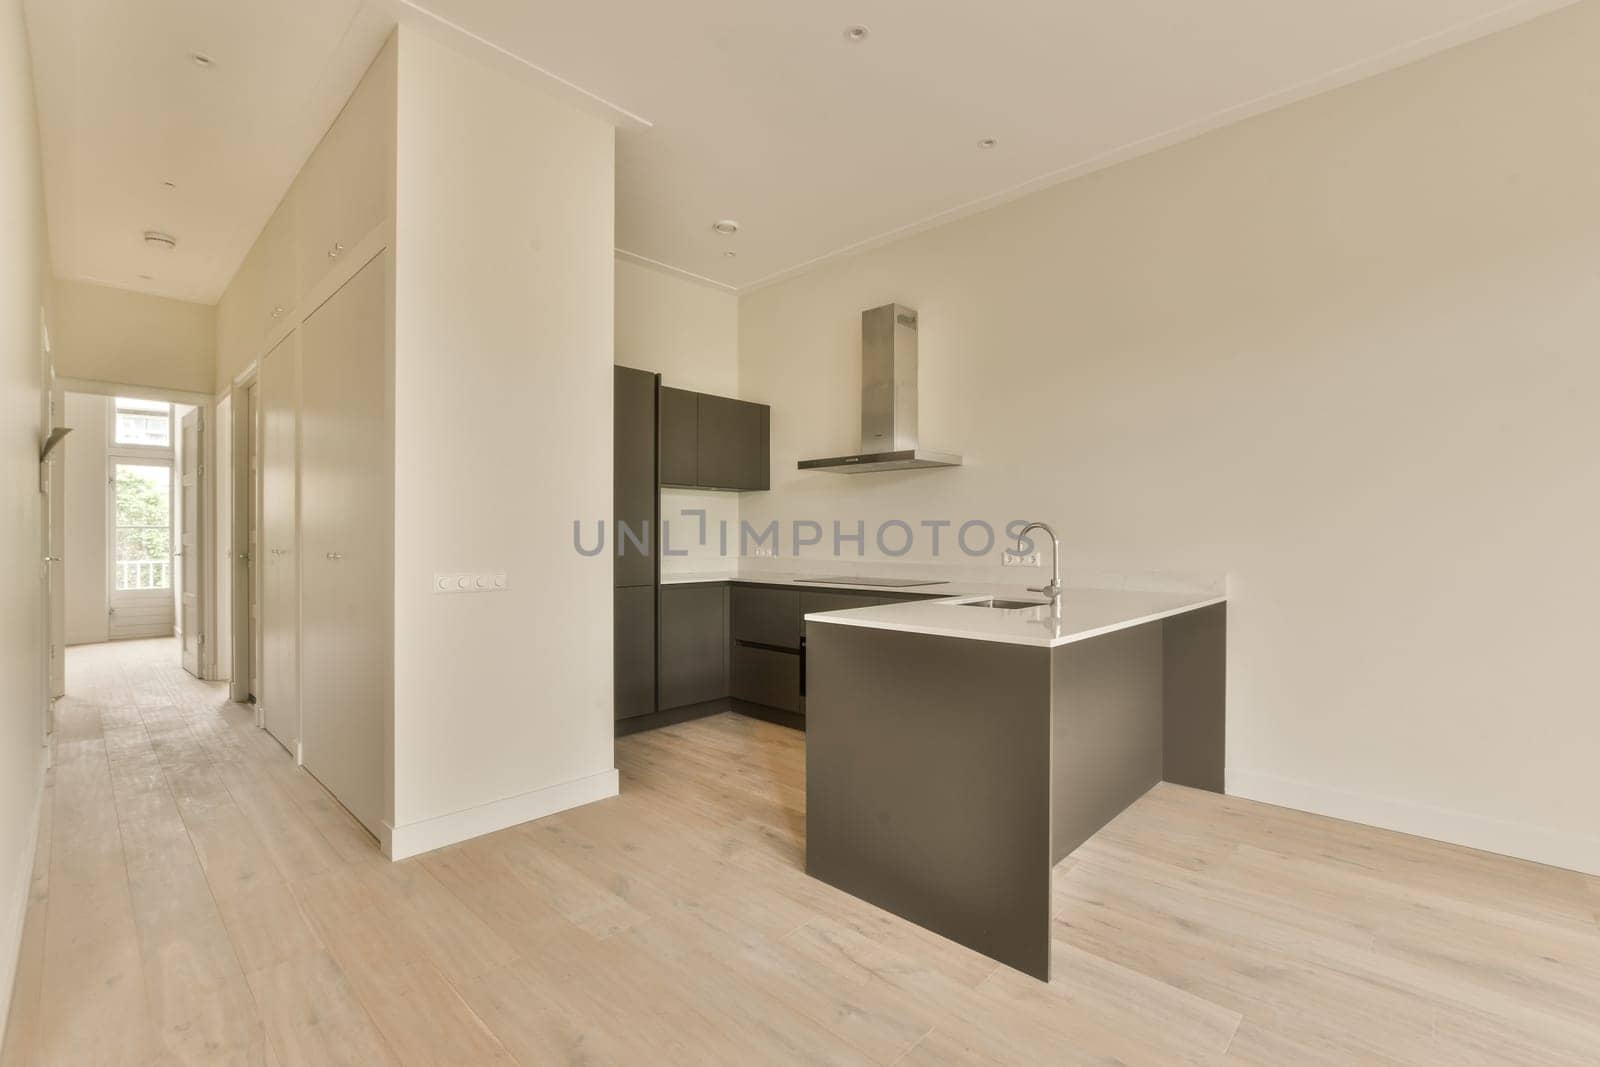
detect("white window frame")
[111,396,174,451]
[107,401,177,632]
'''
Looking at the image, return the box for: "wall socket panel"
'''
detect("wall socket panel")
[1002,551,1042,568]
[434,572,509,594]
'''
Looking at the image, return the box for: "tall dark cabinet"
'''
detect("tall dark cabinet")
[614,368,776,733]
[613,366,659,720]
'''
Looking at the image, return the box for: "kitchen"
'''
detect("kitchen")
[617,298,1232,979]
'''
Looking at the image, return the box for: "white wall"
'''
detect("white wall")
[0,0,52,1039]
[63,392,108,644]
[739,3,1600,874]
[388,27,616,854]
[615,256,742,573]
[52,279,215,396]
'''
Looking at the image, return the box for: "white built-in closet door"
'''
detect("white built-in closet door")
[259,331,300,755]
[300,248,389,836]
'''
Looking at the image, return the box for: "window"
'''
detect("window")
[114,462,172,590]
[114,396,172,448]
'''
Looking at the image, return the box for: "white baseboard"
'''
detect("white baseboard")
[1227,768,1600,877]
[0,750,48,1046]
[382,767,620,861]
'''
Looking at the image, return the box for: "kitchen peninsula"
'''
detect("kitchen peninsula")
[804,588,1226,980]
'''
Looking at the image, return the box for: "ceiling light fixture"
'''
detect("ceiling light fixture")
[143,231,177,250]
[189,52,215,69]
[977,138,998,149]
[712,219,740,236]
[845,26,869,42]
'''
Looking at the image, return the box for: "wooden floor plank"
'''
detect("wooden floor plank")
[6,639,1600,1066]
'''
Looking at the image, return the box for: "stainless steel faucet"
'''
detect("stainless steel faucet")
[1017,522,1062,603]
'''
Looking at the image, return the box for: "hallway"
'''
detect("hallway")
[1,640,381,1065]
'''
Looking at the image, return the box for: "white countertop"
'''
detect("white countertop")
[659,569,1224,648]
[804,587,1226,649]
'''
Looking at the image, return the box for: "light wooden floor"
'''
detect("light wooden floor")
[3,640,1599,1066]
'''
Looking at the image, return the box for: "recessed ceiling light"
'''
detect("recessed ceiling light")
[845,26,869,42]
[189,52,215,69]
[977,138,998,149]
[712,219,740,236]
[143,231,177,250]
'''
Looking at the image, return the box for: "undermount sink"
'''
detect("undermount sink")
[950,597,1051,610]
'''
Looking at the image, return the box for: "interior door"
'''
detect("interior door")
[260,333,299,754]
[246,381,260,702]
[299,249,388,834]
[179,408,203,676]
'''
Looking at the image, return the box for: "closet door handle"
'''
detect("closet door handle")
[326,552,344,560]
[327,242,345,260]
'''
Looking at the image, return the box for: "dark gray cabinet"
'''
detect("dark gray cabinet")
[614,367,657,721]
[800,591,902,615]
[658,386,699,489]
[731,586,801,650]
[732,645,801,712]
[614,366,658,588]
[659,584,728,710]
[658,387,769,492]
[698,394,770,491]
[614,586,656,720]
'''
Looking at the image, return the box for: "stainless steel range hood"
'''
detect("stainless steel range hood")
[797,303,962,474]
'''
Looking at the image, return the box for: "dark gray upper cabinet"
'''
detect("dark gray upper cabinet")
[658,386,699,489]
[614,366,658,589]
[658,385,769,492]
[697,394,770,491]
[659,583,728,710]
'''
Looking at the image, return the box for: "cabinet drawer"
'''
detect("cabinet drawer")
[731,644,800,712]
[800,591,902,615]
[731,585,800,650]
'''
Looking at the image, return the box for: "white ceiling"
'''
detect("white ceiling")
[24,0,394,304]
[24,0,1578,305]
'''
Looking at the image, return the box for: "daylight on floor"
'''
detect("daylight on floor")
[2,0,1597,1063]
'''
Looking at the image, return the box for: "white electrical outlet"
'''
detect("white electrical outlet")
[1002,551,1041,568]
[433,572,509,594]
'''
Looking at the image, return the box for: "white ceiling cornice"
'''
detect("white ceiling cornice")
[375,0,654,131]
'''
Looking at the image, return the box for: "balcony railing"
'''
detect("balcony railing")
[117,559,171,591]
